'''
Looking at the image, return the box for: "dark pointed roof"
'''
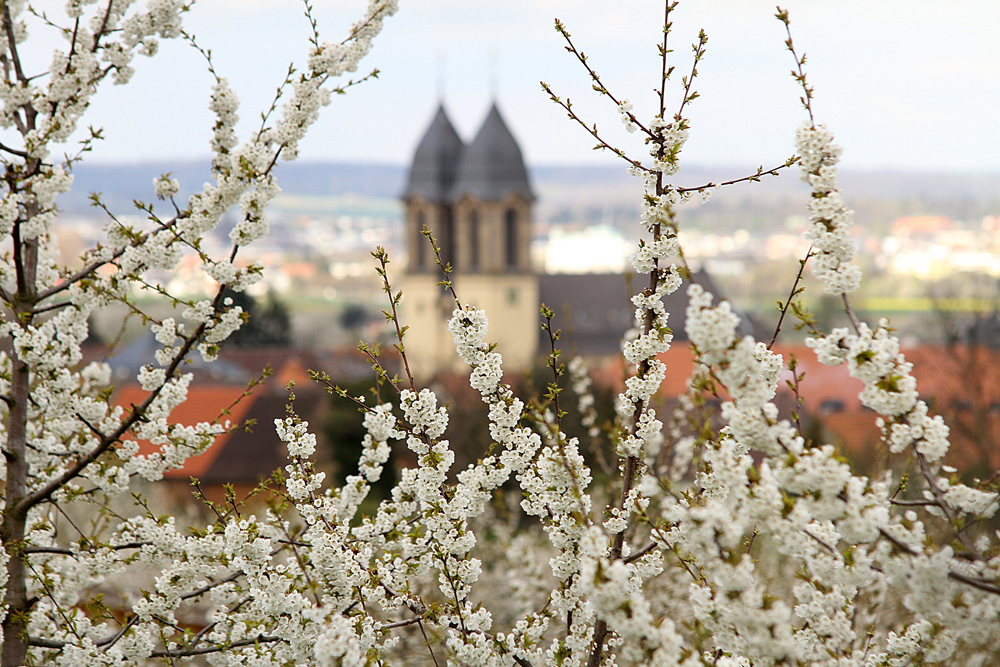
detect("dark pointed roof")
[450,103,533,202]
[404,105,465,202]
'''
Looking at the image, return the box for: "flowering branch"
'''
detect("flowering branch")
[539,82,650,172]
[554,18,654,139]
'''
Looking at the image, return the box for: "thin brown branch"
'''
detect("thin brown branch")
[373,245,418,394]
[769,247,813,349]
[338,3,393,46]
[96,614,140,651]
[186,596,253,652]
[554,19,653,138]
[423,224,460,304]
[22,542,147,556]
[676,158,798,193]
[915,452,982,561]
[89,0,115,55]
[151,635,282,658]
[948,571,1000,596]
[656,1,672,114]
[383,616,425,630]
[623,541,658,564]
[673,29,706,123]
[34,210,187,303]
[776,7,815,125]
[589,12,679,661]
[27,637,63,649]
[540,82,649,173]
[16,304,214,515]
[417,618,442,667]
[842,293,862,334]
[1,3,29,86]
[29,298,73,315]
[0,140,27,157]
[180,568,246,602]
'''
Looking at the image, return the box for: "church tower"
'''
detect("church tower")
[401,103,539,375]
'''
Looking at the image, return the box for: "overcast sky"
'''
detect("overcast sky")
[19,1,1000,173]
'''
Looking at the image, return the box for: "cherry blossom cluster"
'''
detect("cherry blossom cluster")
[568,356,600,439]
[11,0,185,157]
[675,283,1000,665]
[448,305,598,663]
[619,220,680,447]
[255,302,556,667]
[618,100,637,133]
[794,109,999,643]
[575,527,684,667]
[0,2,400,665]
[807,321,950,455]
[648,116,689,177]
[8,3,1000,666]
[265,13,1000,667]
[795,122,863,294]
[531,98,702,667]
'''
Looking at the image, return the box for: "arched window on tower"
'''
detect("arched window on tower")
[469,210,480,271]
[441,206,454,269]
[415,210,426,270]
[505,208,518,270]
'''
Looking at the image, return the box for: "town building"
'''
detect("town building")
[400,103,766,375]
[401,103,538,374]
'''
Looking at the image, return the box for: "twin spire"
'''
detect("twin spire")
[404,103,534,203]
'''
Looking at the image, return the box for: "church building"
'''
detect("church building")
[401,104,538,375]
[400,103,765,377]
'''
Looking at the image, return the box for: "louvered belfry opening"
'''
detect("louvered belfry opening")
[469,209,480,270]
[440,204,455,269]
[414,209,426,269]
[505,208,518,270]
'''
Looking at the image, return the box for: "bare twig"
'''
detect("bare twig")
[776,7,815,124]
[554,18,654,138]
[842,293,862,334]
[540,82,650,172]
[676,158,798,194]
[769,247,813,349]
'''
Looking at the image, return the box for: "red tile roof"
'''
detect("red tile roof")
[647,342,1000,472]
[115,385,254,480]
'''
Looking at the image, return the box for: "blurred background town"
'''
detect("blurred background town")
[61,158,1000,349]
[46,0,1000,504]
[64,142,1000,506]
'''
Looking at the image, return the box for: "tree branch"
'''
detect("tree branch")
[151,635,282,658]
[675,158,798,193]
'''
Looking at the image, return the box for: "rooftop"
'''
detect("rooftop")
[450,103,534,203]
[403,104,465,202]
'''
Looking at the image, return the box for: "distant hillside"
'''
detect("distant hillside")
[539,163,1000,204]
[59,161,408,213]
[58,160,1000,222]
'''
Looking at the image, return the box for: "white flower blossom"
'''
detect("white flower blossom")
[153,175,179,199]
[795,122,862,294]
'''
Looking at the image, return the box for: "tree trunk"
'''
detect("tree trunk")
[2,353,31,667]
[2,202,39,667]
